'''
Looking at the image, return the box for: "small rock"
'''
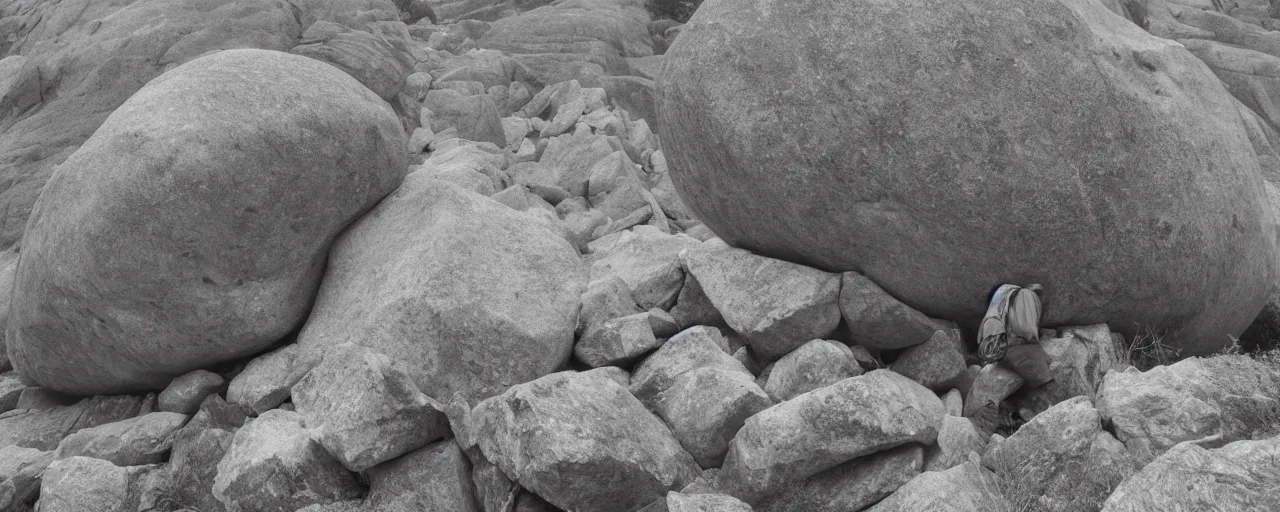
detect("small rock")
[923,415,987,472]
[226,343,304,415]
[682,247,842,360]
[648,308,681,338]
[755,444,923,512]
[963,364,1025,417]
[720,370,944,499]
[630,326,748,408]
[292,343,450,472]
[764,339,862,401]
[213,410,362,512]
[1100,436,1280,512]
[366,440,481,512]
[405,71,433,100]
[655,367,773,468]
[890,329,967,392]
[575,312,664,367]
[667,491,753,512]
[588,151,649,220]
[941,389,964,417]
[54,412,188,467]
[579,276,642,330]
[158,370,225,415]
[470,369,701,512]
[865,461,1009,512]
[0,395,145,451]
[847,345,880,371]
[840,272,955,350]
[590,226,702,310]
[540,98,585,137]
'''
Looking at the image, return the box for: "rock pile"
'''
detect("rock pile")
[0,0,1278,511]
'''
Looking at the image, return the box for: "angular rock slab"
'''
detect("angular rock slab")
[226,343,305,414]
[865,461,1009,512]
[755,444,923,512]
[630,326,749,409]
[471,369,701,512]
[764,339,861,401]
[158,369,225,415]
[840,273,955,351]
[292,343,450,472]
[213,410,362,512]
[963,365,1025,417]
[1100,436,1280,512]
[661,0,1279,355]
[366,440,481,512]
[590,226,703,311]
[656,367,774,468]
[171,395,249,512]
[0,445,53,511]
[923,415,987,472]
[6,48,408,395]
[682,247,841,360]
[54,412,188,467]
[891,329,967,392]
[36,456,168,512]
[296,177,586,405]
[720,370,944,498]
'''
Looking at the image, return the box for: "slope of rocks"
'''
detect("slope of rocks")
[0,0,1279,511]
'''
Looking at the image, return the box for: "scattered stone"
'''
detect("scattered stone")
[158,370,225,415]
[667,491,752,512]
[1095,354,1280,461]
[511,162,572,205]
[590,226,702,310]
[754,445,923,512]
[213,410,362,512]
[470,369,701,512]
[865,461,1008,512]
[720,370,944,499]
[226,343,304,415]
[575,312,664,367]
[655,367,773,468]
[54,412,188,467]
[295,178,586,405]
[890,329,968,392]
[0,445,53,511]
[682,247,842,360]
[5,49,408,395]
[630,326,748,408]
[840,273,956,351]
[292,343,451,472]
[923,416,987,472]
[1100,436,1280,512]
[983,397,1135,512]
[963,365,1025,417]
[764,340,861,401]
[366,440,481,512]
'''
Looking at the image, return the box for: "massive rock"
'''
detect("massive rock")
[470,369,701,512]
[1100,436,1280,512]
[296,177,586,406]
[657,0,1278,354]
[0,0,304,251]
[6,48,408,395]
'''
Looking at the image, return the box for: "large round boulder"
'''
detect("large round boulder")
[6,48,408,395]
[658,0,1278,353]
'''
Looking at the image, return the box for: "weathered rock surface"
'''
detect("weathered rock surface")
[590,226,702,310]
[6,48,408,395]
[296,177,586,406]
[54,412,188,467]
[630,326,748,408]
[865,461,1009,512]
[658,0,1279,354]
[923,415,987,472]
[0,445,52,511]
[292,343,451,472]
[213,410,362,512]
[667,491,753,512]
[655,367,773,468]
[1100,436,1280,512]
[171,395,249,512]
[890,329,967,392]
[471,369,701,512]
[763,340,861,401]
[575,312,664,367]
[964,365,1025,417]
[1096,354,1280,460]
[1018,324,1122,416]
[366,440,481,512]
[720,370,944,498]
[0,395,145,451]
[158,370,225,415]
[541,131,620,197]
[292,23,415,103]
[424,88,508,147]
[754,445,923,512]
[36,456,169,512]
[477,0,653,84]
[984,397,1135,512]
[840,273,955,351]
[227,343,304,415]
[682,247,841,360]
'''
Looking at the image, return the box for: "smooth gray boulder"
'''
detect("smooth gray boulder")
[658,0,1278,355]
[291,343,450,472]
[296,177,586,406]
[667,491,753,512]
[470,369,701,512]
[720,370,944,499]
[6,48,408,395]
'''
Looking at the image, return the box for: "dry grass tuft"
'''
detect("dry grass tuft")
[1112,326,1180,371]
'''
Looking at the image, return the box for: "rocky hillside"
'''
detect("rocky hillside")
[0,0,1278,511]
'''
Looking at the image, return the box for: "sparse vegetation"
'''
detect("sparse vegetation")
[1113,326,1180,371]
[987,457,1131,512]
